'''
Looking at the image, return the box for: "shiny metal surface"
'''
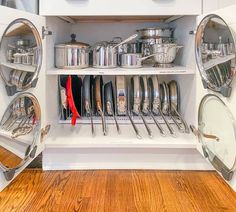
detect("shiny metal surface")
[0,93,41,181]
[195,14,236,96]
[148,76,175,136]
[0,18,43,93]
[198,94,236,181]
[137,28,174,38]
[151,43,183,65]
[55,34,90,69]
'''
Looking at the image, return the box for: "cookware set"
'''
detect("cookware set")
[55,29,182,70]
[201,37,234,63]
[58,75,189,138]
[7,39,38,66]
[136,27,183,67]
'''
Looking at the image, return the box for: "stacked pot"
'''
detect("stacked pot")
[55,30,183,70]
[137,28,183,68]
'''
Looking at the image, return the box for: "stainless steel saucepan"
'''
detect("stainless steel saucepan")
[92,34,138,69]
[55,34,90,69]
[137,28,174,38]
[120,53,158,69]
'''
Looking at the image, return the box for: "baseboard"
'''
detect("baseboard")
[42,148,213,171]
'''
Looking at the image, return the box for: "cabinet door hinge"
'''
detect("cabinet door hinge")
[42,26,52,39]
[189,30,196,35]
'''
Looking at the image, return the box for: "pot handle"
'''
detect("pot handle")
[139,52,160,61]
[112,34,138,49]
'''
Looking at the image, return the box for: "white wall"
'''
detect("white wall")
[203,0,236,13]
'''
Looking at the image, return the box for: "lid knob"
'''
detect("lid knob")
[71,34,76,43]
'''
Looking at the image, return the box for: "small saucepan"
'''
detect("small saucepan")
[121,53,158,69]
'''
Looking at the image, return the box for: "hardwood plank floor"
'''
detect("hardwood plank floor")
[0,170,236,212]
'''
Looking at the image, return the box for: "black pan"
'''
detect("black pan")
[83,75,94,135]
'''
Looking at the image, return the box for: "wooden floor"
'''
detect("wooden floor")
[0,170,236,212]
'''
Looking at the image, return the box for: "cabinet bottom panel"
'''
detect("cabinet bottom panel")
[42,148,213,171]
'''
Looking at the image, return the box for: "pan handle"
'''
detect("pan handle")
[112,34,138,49]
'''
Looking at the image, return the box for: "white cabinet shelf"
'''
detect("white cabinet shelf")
[45,124,196,149]
[47,65,195,76]
[1,62,36,73]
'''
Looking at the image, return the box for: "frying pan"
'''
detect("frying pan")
[115,76,127,116]
[94,76,107,136]
[58,75,68,120]
[139,76,153,138]
[148,76,175,136]
[66,75,82,126]
[140,76,166,136]
[130,76,152,138]
[83,75,95,135]
[160,82,184,133]
[104,81,120,134]
[168,80,190,133]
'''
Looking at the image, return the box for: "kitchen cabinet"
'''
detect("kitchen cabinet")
[1,3,236,193]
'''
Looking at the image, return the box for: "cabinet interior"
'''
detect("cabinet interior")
[44,16,197,147]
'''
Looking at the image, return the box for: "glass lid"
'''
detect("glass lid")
[198,94,236,180]
[0,93,41,181]
[0,18,42,96]
[195,14,236,97]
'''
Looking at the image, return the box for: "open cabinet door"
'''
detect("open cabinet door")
[0,6,49,191]
[194,5,236,191]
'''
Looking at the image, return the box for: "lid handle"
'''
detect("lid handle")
[71,34,76,43]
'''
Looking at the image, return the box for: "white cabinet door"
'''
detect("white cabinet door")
[0,6,48,192]
[39,0,201,16]
[194,5,236,191]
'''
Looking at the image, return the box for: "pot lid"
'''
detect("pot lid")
[57,34,89,48]
[195,14,236,97]
[198,94,236,174]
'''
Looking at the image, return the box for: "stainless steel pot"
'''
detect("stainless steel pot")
[55,34,90,69]
[120,53,158,68]
[121,42,141,54]
[151,43,183,67]
[92,34,138,69]
[137,28,174,38]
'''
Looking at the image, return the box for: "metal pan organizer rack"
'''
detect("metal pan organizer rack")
[58,75,190,139]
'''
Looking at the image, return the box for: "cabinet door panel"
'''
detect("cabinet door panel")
[195,5,236,191]
[0,6,46,192]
